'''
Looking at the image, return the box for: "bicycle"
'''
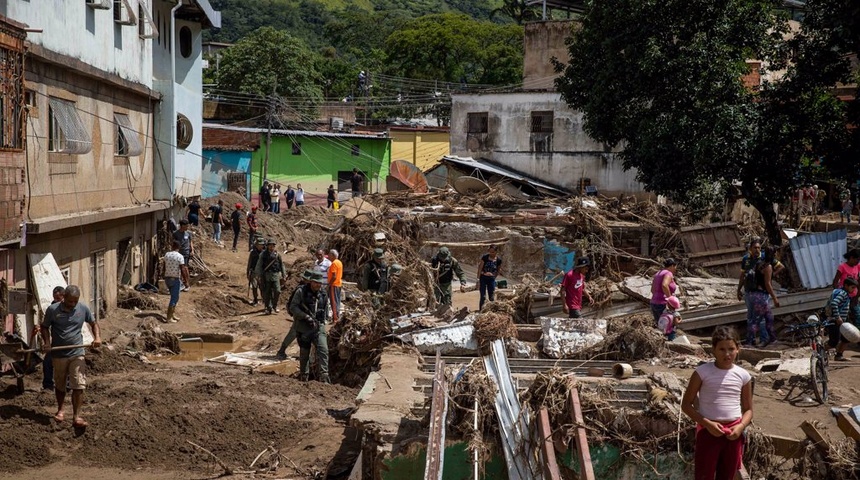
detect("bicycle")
[785,314,833,404]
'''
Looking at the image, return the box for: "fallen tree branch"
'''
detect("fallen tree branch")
[186,440,234,476]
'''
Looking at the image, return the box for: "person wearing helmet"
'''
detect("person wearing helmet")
[431,247,466,306]
[230,203,243,252]
[246,205,259,251]
[246,237,266,306]
[255,239,287,314]
[288,270,330,382]
[359,248,387,294]
[827,277,858,361]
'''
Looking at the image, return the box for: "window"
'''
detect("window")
[48,97,91,154]
[179,26,192,58]
[0,41,25,149]
[467,112,488,134]
[530,111,554,133]
[176,113,192,149]
[138,3,160,39]
[351,144,360,156]
[113,0,137,25]
[114,113,143,156]
[292,142,301,155]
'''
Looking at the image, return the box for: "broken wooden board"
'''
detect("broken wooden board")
[206,350,287,369]
[682,288,831,330]
[538,407,562,480]
[620,275,740,310]
[679,222,744,277]
[567,379,596,480]
[835,411,860,442]
[800,421,831,455]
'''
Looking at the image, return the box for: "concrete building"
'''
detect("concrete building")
[0,1,217,333]
[202,124,391,206]
[449,19,645,196]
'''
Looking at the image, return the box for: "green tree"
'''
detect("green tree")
[490,0,540,24]
[217,27,323,104]
[385,13,522,84]
[555,0,853,245]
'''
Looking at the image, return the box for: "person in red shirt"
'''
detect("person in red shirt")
[832,249,860,323]
[560,257,593,318]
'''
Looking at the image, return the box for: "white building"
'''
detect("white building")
[449,20,646,197]
[0,1,217,333]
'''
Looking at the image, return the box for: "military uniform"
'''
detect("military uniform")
[255,240,286,314]
[359,248,388,294]
[432,247,466,306]
[288,271,330,383]
[246,238,266,305]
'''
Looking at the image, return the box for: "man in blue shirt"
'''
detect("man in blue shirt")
[40,285,101,428]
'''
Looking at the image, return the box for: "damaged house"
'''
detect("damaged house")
[0,1,218,335]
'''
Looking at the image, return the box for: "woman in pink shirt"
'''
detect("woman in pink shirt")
[650,258,678,324]
[832,249,860,322]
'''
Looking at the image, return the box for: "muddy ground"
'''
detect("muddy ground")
[2,201,860,479]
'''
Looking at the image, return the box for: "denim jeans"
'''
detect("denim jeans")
[272,201,280,213]
[232,227,240,250]
[650,303,667,325]
[213,222,222,242]
[165,277,181,307]
[479,276,496,311]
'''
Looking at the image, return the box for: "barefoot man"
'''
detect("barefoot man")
[40,285,101,427]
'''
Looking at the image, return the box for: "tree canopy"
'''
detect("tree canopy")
[385,13,523,85]
[555,0,857,245]
[217,27,323,103]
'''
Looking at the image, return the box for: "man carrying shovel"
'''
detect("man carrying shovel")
[40,285,101,428]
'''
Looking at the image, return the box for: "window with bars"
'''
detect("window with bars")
[467,112,488,134]
[0,44,24,150]
[48,97,92,154]
[530,111,554,133]
[114,113,143,156]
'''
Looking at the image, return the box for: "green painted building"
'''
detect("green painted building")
[205,124,391,204]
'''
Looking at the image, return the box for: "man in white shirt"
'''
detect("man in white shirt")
[163,241,189,323]
[313,249,332,286]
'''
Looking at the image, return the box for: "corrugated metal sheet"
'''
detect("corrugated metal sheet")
[789,230,847,289]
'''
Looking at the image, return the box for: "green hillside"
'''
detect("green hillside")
[205,0,503,45]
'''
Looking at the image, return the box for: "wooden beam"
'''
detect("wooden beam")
[763,434,805,459]
[835,412,860,442]
[800,421,830,455]
[424,351,447,480]
[688,246,746,259]
[567,379,596,480]
[537,408,562,480]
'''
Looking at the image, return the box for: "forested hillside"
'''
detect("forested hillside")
[206,0,503,45]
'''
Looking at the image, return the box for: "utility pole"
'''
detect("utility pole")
[263,84,275,184]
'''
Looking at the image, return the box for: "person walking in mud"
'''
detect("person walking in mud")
[561,257,593,318]
[41,285,102,429]
[737,238,784,346]
[173,219,193,291]
[246,237,265,306]
[163,241,190,323]
[35,286,66,391]
[431,247,466,306]
[230,203,243,252]
[328,249,343,322]
[246,205,259,251]
[275,269,313,361]
[288,271,330,383]
[477,245,503,311]
[255,239,286,314]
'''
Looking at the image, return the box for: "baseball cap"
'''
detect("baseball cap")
[575,257,590,268]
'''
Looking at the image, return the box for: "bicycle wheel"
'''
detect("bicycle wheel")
[810,354,829,404]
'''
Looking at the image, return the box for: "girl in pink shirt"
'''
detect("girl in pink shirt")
[681,326,753,480]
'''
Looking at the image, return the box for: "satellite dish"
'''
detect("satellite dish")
[389,160,429,193]
[454,176,491,196]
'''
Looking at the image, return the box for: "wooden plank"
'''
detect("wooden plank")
[538,408,562,480]
[688,246,746,259]
[567,379,595,480]
[680,222,739,233]
[764,434,805,459]
[835,412,860,442]
[800,421,830,455]
[424,351,447,480]
[699,257,742,268]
